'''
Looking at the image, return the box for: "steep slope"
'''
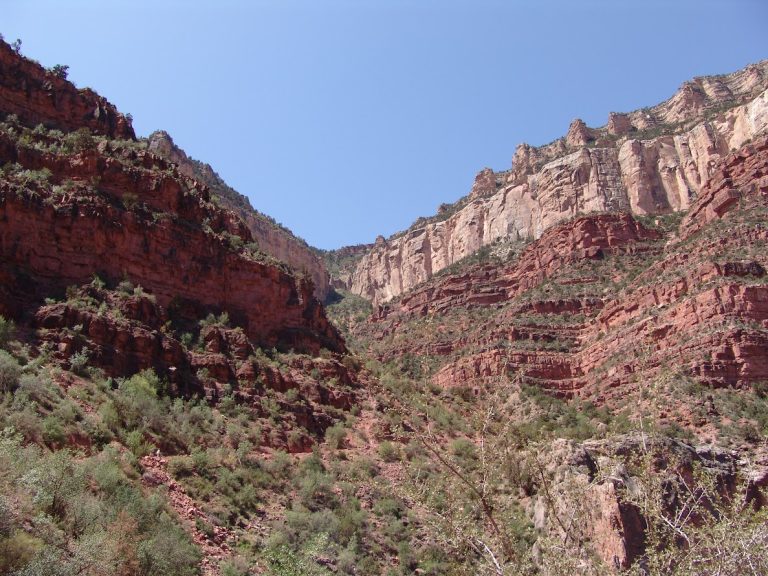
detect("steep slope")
[0,128,340,355]
[0,38,363,576]
[350,60,768,304]
[354,137,768,431]
[146,130,331,300]
[0,40,339,355]
[0,40,134,139]
[2,37,767,576]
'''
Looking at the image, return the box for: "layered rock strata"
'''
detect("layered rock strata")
[359,139,768,410]
[34,284,358,450]
[351,61,768,304]
[0,140,342,354]
[0,42,342,355]
[147,131,331,300]
[0,40,134,138]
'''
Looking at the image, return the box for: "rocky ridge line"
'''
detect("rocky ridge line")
[0,40,134,139]
[147,130,331,300]
[350,60,768,304]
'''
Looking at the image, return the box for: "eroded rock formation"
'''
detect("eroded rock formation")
[0,41,342,356]
[358,138,768,414]
[351,61,768,304]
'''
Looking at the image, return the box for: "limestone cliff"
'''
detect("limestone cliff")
[147,131,330,300]
[351,61,768,304]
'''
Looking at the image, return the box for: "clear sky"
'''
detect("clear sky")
[4,0,767,249]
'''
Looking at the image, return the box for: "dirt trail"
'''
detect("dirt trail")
[140,455,233,576]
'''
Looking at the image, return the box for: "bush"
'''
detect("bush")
[449,438,478,469]
[48,64,69,79]
[325,423,346,450]
[0,351,21,393]
[0,316,15,348]
[168,455,195,478]
[125,429,154,457]
[377,441,400,463]
[297,470,337,511]
[63,127,95,153]
[69,349,89,376]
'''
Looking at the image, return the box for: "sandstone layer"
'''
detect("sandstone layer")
[0,41,341,355]
[0,135,342,355]
[351,61,768,304]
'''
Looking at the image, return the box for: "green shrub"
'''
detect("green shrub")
[63,127,95,153]
[0,316,15,349]
[125,429,154,457]
[325,423,346,450]
[167,455,195,478]
[41,417,66,446]
[297,470,337,511]
[378,441,401,463]
[449,438,477,469]
[0,351,21,393]
[69,349,89,375]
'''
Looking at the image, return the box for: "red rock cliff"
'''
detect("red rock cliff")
[0,40,134,139]
[0,39,341,354]
[147,131,331,300]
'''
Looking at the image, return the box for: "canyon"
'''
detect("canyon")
[1,34,767,576]
[352,134,768,450]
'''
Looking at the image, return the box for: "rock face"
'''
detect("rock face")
[33,283,358,448]
[0,41,341,355]
[351,61,768,305]
[0,141,342,354]
[373,213,659,321]
[0,56,343,357]
[359,138,768,418]
[359,137,768,414]
[0,40,134,139]
[529,434,740,570]
[147,131,331,300]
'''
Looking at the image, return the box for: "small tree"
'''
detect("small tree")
[49,64,69,79]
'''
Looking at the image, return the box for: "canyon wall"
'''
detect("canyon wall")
[0,40,134,139]
[361,137,768,403]
[0,41,342,355]
[147,131,331,300]
[0,139,343,355]
[351,61,768,304]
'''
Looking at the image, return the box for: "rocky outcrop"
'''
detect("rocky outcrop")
[34,282,359,448]
[0,39,134,138]
[0,41,330,304]
[528,434,743,570]
[373,214,659,322]
[147,131,331,300]
[323,242,374,292]
[681,138,768,238]
[0,126,343,355]
[351,61,768,305]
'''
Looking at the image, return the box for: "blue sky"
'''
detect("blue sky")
[4,0,767,249]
